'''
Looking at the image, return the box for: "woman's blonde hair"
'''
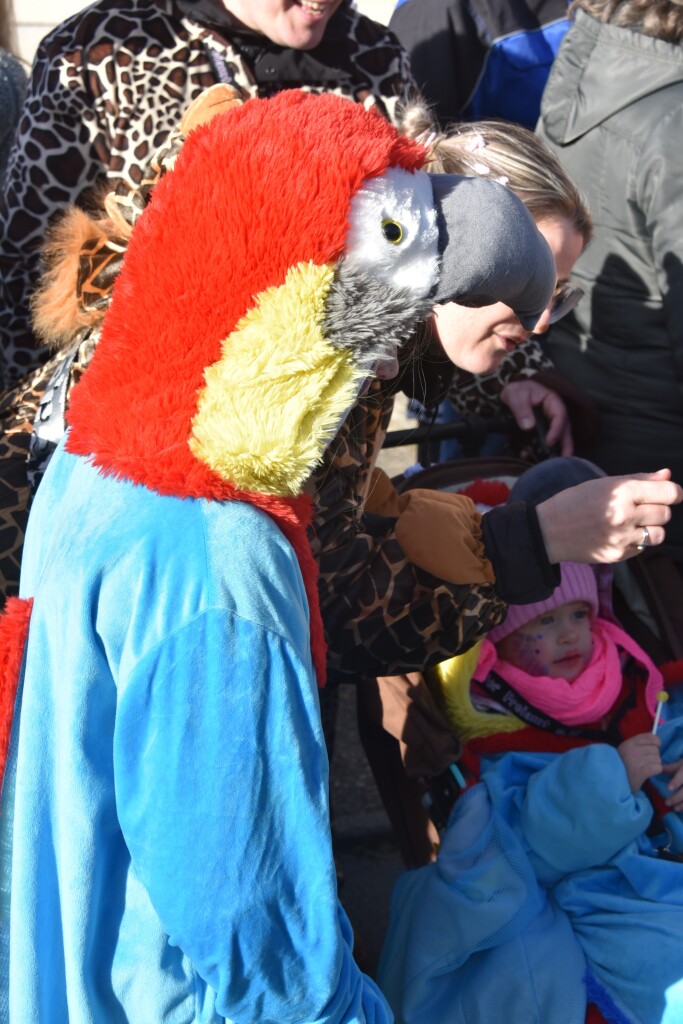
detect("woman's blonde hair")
[400,104,593,246]
[570,0,683,44]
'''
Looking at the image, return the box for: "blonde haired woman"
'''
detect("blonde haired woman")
[395,105,593,463]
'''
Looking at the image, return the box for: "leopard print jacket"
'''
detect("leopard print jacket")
[310,379,505,684]
[448,339,554,420]
[0,0,414,389]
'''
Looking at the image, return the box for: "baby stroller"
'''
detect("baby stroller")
[355,434,683,1024]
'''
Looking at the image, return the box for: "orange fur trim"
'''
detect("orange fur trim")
[32,87,244,354]
[0,596,33,792]
[31,206,130,350]
[179,83,243,134]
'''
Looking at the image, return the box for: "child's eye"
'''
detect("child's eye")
[539,615,554,626]
[573,610,589,621]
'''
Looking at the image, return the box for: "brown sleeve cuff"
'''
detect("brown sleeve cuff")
[365,468,494,586]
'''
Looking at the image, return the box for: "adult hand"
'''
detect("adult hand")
[662,757,683,812]
[617,733,662,794]
[536,469,683,564]
[501,379,573,456]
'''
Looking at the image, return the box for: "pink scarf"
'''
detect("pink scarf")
[474,617,662,726]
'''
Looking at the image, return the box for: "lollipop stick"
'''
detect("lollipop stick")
[652,690,669,735]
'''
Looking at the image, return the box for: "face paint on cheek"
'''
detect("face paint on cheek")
[502,630,550,675]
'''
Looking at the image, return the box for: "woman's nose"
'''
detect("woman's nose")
[532,304,553,335]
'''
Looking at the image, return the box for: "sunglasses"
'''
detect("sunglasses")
[548,281,584,325]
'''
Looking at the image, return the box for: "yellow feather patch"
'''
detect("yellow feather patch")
[189,261,365,496]
[429,641,526,743]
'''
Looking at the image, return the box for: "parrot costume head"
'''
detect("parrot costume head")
[65,89,553,503]
[60,88,554,682]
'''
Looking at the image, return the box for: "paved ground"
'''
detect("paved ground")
[329,683,405,978]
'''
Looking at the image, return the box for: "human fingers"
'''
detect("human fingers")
[537,475,675,565]
[500,381,540,431]
[627,475,683,550]
[621,734,662,771]
[627,502,673,552]
[556,424,574,457]
[618,735,662,792]
[540,392,573,455]
[632,468,673,482]
[589,475,682,560]
[662,758,683,781]
[607,475,680,519]
[622,733,661,749]
[665,790,683,813]
[631,502,673,526]
[662,760,683,810]
[627,470,683,508]
[621,758,662,793]
[500,380,574,455]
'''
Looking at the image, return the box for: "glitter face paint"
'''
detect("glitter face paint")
[496,601,594,682]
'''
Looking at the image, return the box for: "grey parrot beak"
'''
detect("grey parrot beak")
[430,174,556,331]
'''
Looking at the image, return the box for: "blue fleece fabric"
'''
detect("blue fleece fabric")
[3,439,392,1024]
[379,736,683,1024]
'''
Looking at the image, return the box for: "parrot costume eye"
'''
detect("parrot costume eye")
[344,166,440,297]
[381,219,403,244]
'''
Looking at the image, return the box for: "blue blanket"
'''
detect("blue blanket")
[378,717,683,1024]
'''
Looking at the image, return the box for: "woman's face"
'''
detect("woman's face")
[432,215,585,375]
[222,1,345,50]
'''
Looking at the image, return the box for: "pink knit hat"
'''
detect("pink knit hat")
[490,561,599,644]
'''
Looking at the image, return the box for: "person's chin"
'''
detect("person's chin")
[552,656,584,681]
[279,28,326,49]
[470,347,506,375]
[285,2,336,48]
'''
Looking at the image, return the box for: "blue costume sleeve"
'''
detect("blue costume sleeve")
[482,746,653,881]
[113,607,390,1024]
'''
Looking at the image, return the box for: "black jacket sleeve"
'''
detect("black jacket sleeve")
[482,501,560,604]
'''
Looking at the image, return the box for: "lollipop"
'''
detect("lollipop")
[652,690,669,735]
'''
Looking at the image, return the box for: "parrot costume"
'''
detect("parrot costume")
[0,89,554,1023]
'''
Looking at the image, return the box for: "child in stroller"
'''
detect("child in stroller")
[376,468,683,1024]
